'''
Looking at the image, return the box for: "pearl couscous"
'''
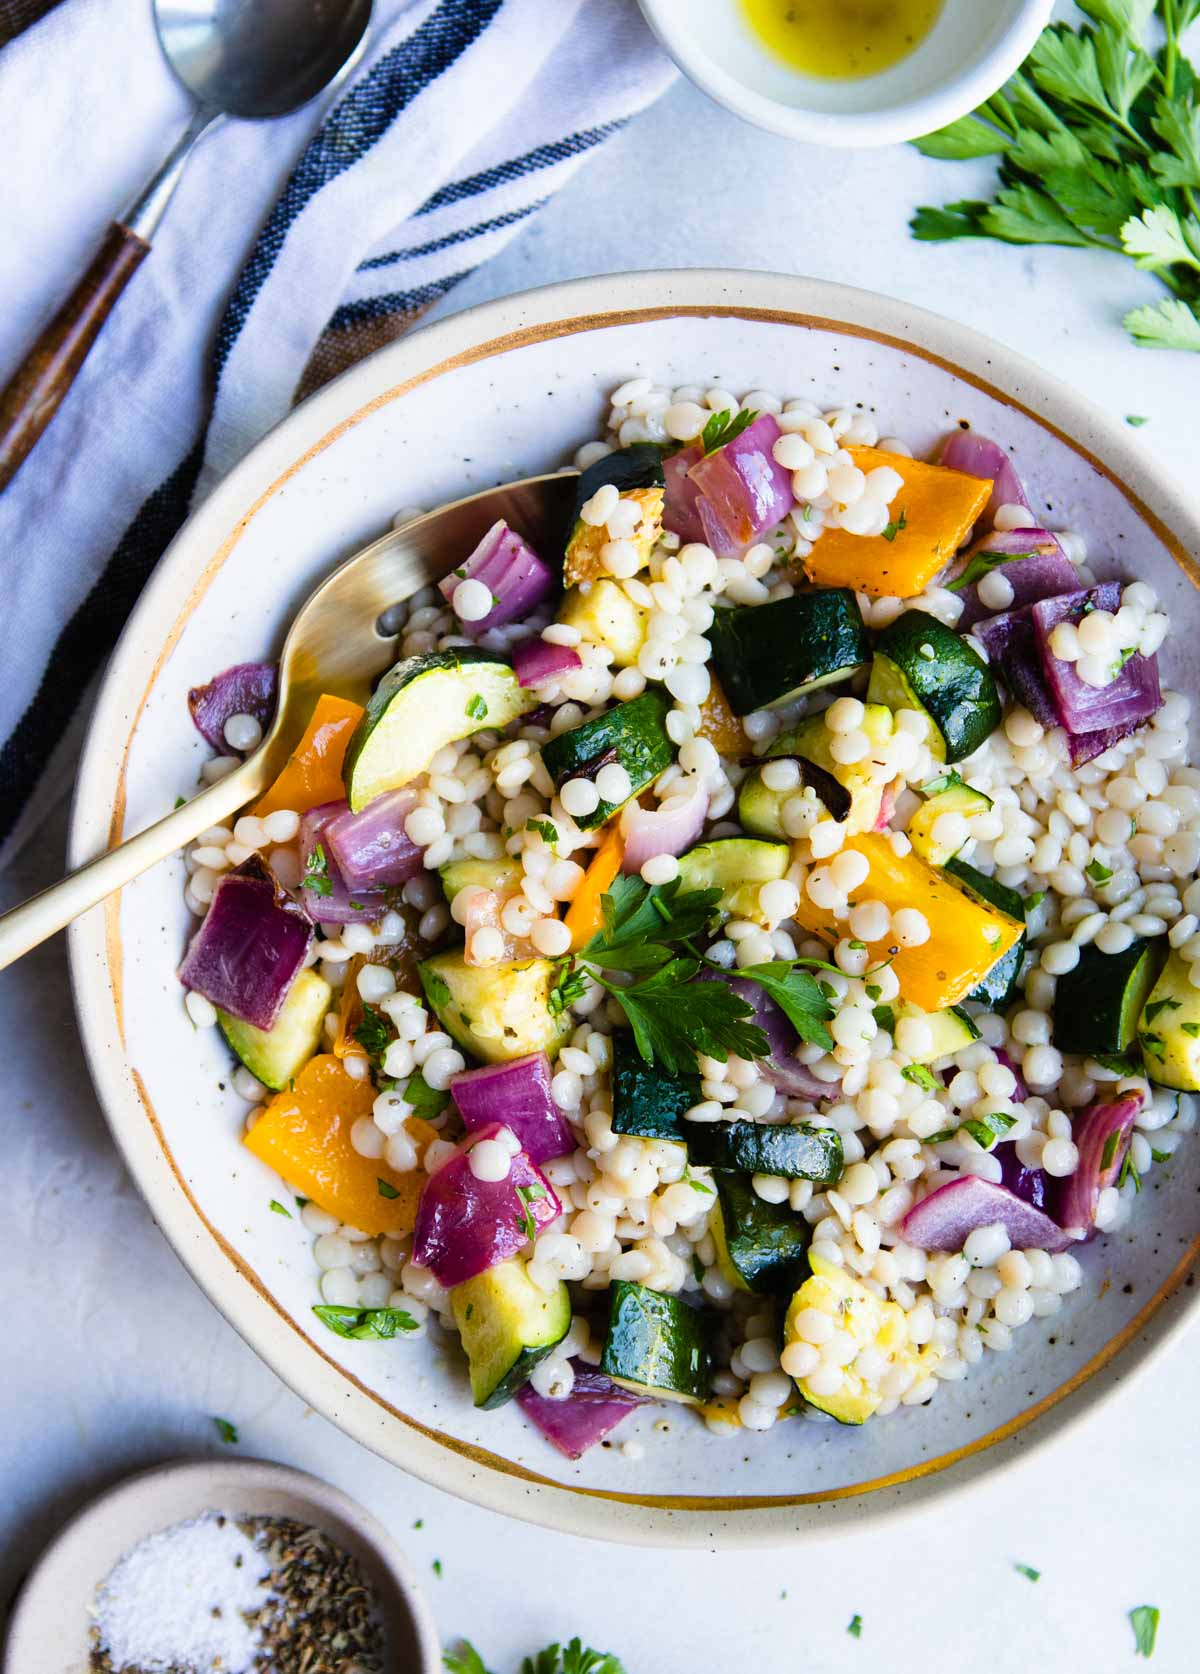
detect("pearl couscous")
[177,379,1194,1451]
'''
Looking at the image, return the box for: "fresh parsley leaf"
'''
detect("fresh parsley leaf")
[1151,1145,1172,1162]
[548,960,590,1016]
[865,984,883,1002]
[303,842,334,897]
[910,200,992,241]
[354,1003,391,1066]
[212,1416,238,1445]
[465,692,488,720]
[527,817,559,848]
[847,1614,863,1638]
[1129,1604,1159,1657]
[924,1128,960,1145]
[736,961,835,1052]
[403,1070,449,1119]
[579,876,723,974]
[444,1643,494,1674]
[377,1177,400,1199]
[1014,1562,1040,1582]
[946,547,1042,592]
[173,794,186,809]
[1092,1050,1141,1076]
[700,407,758,454]
[914,113,1012,160]
[1143,997,1181,1024]
[268,1198,292,1218]
[312,1305,417,1341]
[920,769,964,795]
[1085,858,1115,884]
[872,1003,896,1032]
[515,1182,548,1243]
[604,959,768,1077]
[881,507,908,542]
[1125,414,1149,426]
[1024,890,1046,911]
[901,1063,940,1091]
[1183,1021,1200,1038]
[432,1558,443,1578]
[962,1112,1018,1150]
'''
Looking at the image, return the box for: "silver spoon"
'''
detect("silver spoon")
[0,471,578,969]
[0,0,374,492]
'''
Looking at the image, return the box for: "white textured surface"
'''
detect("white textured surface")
[3,75,1199,1672]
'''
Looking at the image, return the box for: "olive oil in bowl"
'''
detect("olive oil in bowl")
[740,0,943,80]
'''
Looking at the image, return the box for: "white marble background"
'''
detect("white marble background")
[3,70,1198,1674]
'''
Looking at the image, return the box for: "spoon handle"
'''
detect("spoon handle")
[0,756,268,971]
[0,222,150,492]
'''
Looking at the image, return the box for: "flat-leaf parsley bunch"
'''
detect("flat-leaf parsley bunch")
[911,0,1200,351]
[549,874,836,1077]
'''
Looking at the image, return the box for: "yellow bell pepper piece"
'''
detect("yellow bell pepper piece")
[564,487,664,585]
[696,671,748,757]
[799,447,991,599]
[245,1054,435,1236]
[793,831,1022,1012]
[563,823,625,951]
[253,693,364,816]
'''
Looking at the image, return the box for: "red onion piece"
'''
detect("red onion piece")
[662,444,706,543]
[1032,586,1162,738]
[619,779,708,874]
[974,605,1060,731]
[902,1175,1075,1253]
[687,415,794,554]
[178,855,313,1029]
[939,431,1029,523]
[438,520,556,634]
[511,636,582,689]
[412,1122,560,1286]
[299,802,395,923]
[954,531,1079,629]
[1057,1093,1142,1239]
[517,1360,643,1457]
[451,1054,575,1163]
[322,790,422,891]
[187,661,277,756]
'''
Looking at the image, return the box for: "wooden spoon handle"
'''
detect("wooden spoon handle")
[0,220,150,492]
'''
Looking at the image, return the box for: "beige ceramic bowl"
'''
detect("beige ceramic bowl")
[1,1458,440,1673]
[67,270,1200,1547]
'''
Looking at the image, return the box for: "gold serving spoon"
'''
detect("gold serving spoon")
[0,471,576,970]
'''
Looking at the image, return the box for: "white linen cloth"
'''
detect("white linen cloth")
[0,0,674,861]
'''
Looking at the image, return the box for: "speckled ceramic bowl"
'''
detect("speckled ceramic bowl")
[67,270,1200,1547]
[1,1458,440,1674]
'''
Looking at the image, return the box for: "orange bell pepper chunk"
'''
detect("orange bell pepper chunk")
[696,672,748,757]
[563,823,625,951]
[799,447,991,600]
[244,1054,436,1236]
[253,693,364,816]
[792,832,1022,1012]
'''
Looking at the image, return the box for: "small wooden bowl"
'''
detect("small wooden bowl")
[2,1458,440,1674]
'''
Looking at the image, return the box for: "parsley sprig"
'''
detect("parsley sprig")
[549,876,834,1076]
[700,407,758,453]
[911,1,1200,351]
[444,1640,626,1674]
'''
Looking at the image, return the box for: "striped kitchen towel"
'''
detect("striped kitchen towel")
[0,0,674,861]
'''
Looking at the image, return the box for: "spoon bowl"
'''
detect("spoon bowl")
[155,0,374,120]
[0,471,576,970]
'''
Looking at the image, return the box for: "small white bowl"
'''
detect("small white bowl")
[637,0,1053,147]
[2,1459,440,1674]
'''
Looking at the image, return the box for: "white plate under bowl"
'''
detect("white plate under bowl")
[68,269,1200,1547]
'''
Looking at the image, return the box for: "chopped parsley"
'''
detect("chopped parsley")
[268,1198,292,1218]
[1126,415,1149,428]
[432,1558,443,1578]
[961,1111,1018,1151]
[881,508,907,542]
[303,842,334,897]
[212,1417,239,1445]
[901,1063,940,1091]
[377,1177,400,1199]
[847,1614,863,1638]
[947,546,1041,593]
[700,406,758,454]
[515,1182,548,1242]
[1129,1604,1159,1658]
[1143,998,1181,1025]
[465,692,488,720]
[1024,890,1046,911]
[1183,1022,1200,1039]
[526,817,560,848]
[1118,1148,1141,1193]
[312,1305,417,1340]
[354,1004,391,1066]
[173,794,186,809]
[1085,858,1114,885]
[403,1069,450,1119]
[1101,1130,1122,1174]
[1014,1562,1040,1582]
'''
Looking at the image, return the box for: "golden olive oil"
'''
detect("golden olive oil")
[740,0,943,80]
